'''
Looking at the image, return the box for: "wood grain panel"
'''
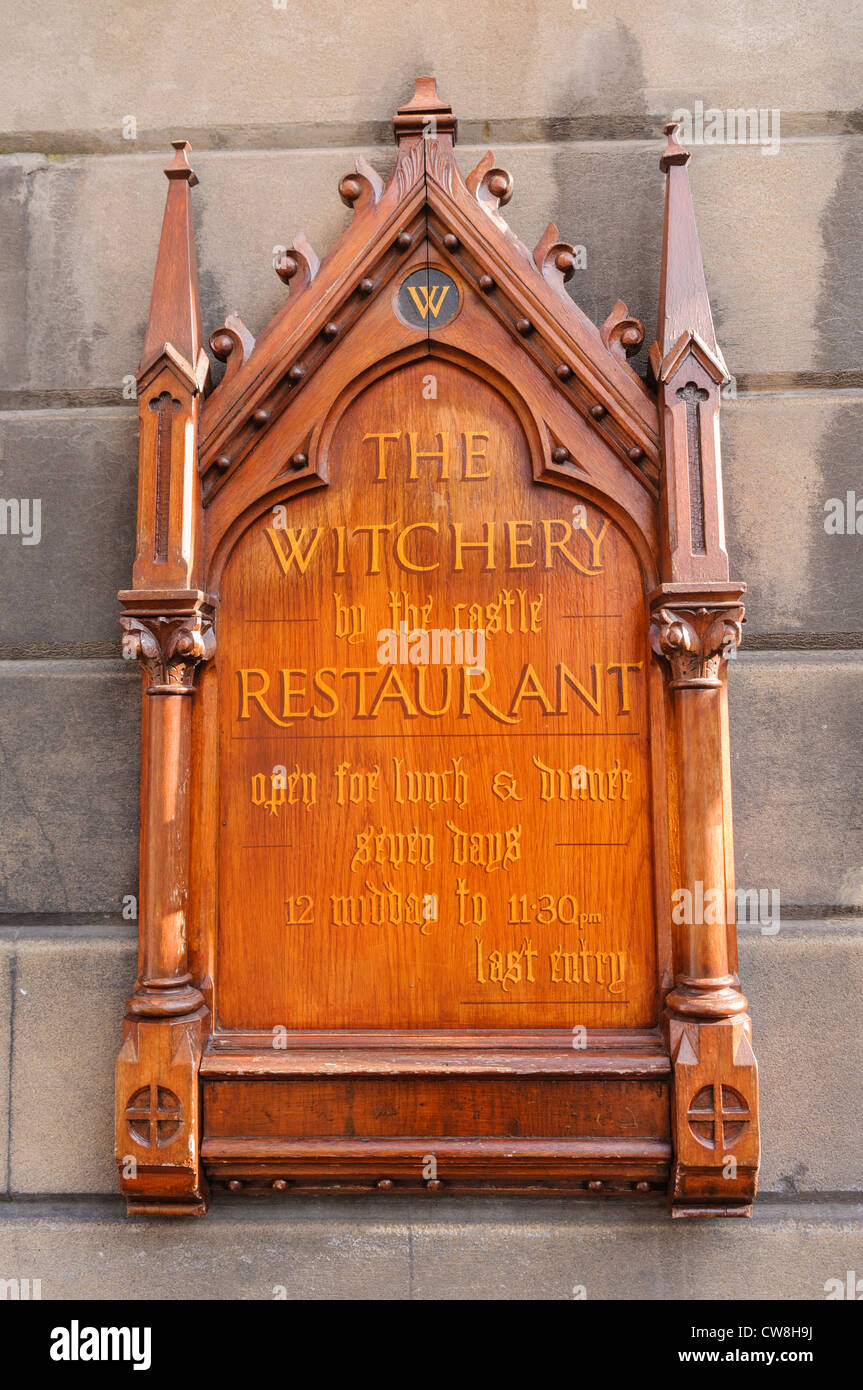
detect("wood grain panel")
[216,359,656,1029]
[204,1076,670,1139]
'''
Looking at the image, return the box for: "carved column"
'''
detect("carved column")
[650,586,746,1018]
[115,142,213,1214]
[115,594,214,1215]
[651,123,759,1215]
[649,586,759,1217]
[120,595,215,1016]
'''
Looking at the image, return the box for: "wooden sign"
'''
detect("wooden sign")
[116,78,759,1217]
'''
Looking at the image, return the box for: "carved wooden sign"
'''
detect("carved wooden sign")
[116,79,759,1217]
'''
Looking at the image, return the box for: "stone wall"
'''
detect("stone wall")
[1,0,861,1299]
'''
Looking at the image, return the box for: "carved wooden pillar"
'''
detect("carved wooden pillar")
[115,143,213,1214]
[649,124,759,1216]
[120,597,214,1016]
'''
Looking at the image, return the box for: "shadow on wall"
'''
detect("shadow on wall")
[815,120,863,383]
[545,22,662,376]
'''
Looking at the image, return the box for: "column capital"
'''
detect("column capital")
[119,590,216,694]
[649,582,745,689]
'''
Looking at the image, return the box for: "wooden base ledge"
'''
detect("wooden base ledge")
[202,1136,671,1196]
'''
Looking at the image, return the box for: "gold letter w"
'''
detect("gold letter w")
[407,284,450,319]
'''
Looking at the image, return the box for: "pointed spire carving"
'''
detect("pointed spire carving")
[654,122,726,381]
[652,121,733,585]
[131,140,207,590]
[139,141,207,388]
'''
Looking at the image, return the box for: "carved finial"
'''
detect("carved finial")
[339,155,384,212]
[393,75,457,142]
[533,223,578,293]
[601,300,645,361]
[138,141,205,385]
[659,121,691,172]
[165,139,198,186]
[466,151,513,216]
[655,118,724,368]
[209,312,256,386]
[275,233,320,291]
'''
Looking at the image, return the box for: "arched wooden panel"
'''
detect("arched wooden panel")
[215,358,658,1032]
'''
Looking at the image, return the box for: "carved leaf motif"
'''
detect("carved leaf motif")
[533,222,579,293]
[339,155,384,211]
[424,138,454,193]
[209,312,256,386]
[466,151,513,226]
[649,603,744,686]
[275,233,320,290]
[601,300,645,361]
[393,140,424,198]
[120,612,216,690]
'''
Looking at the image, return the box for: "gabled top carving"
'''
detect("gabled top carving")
[131,76,733,597]
[191,77,662,501]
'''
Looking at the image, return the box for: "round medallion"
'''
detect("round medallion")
[396,268,460,329]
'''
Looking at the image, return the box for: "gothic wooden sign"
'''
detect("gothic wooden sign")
[116,78,759,1217]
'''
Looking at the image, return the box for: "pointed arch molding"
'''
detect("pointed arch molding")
[117,82,758,1218]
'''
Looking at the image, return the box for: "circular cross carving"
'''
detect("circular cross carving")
[125,1085,183,1147]
[396,268,460,329]
[687,1083,749,1150]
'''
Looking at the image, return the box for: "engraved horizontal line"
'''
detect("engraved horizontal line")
[231,731,643,740]
[555,842,630,847]
[563,614,622,619]
[5,1194,860,1220]
[459,1000,629,1006]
